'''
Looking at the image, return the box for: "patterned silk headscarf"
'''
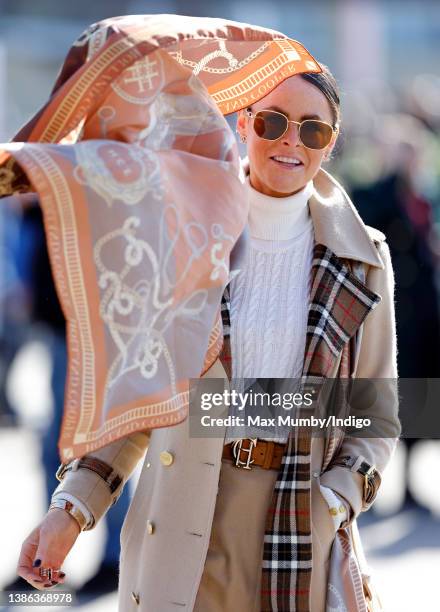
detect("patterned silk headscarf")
[0,14,321,462]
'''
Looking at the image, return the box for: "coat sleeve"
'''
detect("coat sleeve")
[319,238,401,523]
[49,355,229,529]
[50,430,150,529]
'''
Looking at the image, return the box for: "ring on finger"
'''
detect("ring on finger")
[39,567,52,581]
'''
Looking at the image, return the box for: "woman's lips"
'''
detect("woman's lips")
[270,157,304,170]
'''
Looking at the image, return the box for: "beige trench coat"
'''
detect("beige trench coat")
[53,168,400,611]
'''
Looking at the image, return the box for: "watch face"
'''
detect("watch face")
[359,461,371,475]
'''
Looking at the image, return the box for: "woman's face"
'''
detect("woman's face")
[237,75,338,197]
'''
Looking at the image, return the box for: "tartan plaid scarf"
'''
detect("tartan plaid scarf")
[219,243,381,612]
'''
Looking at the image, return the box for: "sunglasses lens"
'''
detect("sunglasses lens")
[253,111,287,140]
[300,120,333,149]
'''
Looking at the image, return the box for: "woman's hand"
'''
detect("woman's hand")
[17,508,81,589]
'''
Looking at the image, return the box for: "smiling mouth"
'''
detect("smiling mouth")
[270,155,304,169]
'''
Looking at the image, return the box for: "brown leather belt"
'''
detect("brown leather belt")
[222,439,287,470]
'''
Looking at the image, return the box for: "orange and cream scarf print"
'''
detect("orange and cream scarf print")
[0,14,320,462]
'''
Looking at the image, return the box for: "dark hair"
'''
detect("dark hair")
[300,62,341,128]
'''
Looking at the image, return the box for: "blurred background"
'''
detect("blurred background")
[1,1,440,611]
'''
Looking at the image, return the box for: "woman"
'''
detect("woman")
[17,61,399,611]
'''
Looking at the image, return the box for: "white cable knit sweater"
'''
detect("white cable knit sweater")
[225,175,314,444]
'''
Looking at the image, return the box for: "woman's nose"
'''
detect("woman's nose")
[282,122,301,146]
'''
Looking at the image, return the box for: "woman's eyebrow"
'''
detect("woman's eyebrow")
[266,105,322,121]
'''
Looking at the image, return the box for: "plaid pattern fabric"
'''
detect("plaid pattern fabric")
[220,283,232,380]
[219,243,381,611]
[302,245,381,378]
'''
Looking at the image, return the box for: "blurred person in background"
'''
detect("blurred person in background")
[0,196,32,427]
[350,114,440,511]
[2,200,131,600]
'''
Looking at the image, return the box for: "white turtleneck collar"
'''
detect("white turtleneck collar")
[246,174,314,241]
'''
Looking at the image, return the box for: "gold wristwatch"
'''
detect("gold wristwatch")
[49,497,93,531]
[330,455,381,507]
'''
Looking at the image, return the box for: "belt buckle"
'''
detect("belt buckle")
[232,438,258,469]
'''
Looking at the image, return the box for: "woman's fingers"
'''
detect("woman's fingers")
[19,562,66,590]
[17,511,79,589]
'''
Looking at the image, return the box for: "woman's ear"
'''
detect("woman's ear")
[323,130,339,161]
[323,147,334,162]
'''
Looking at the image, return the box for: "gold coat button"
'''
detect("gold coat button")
[329,507,338,516]
[146,520,155,535]
[339,504,346,513]
[131,591,140,605]
[160,451,174,466]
